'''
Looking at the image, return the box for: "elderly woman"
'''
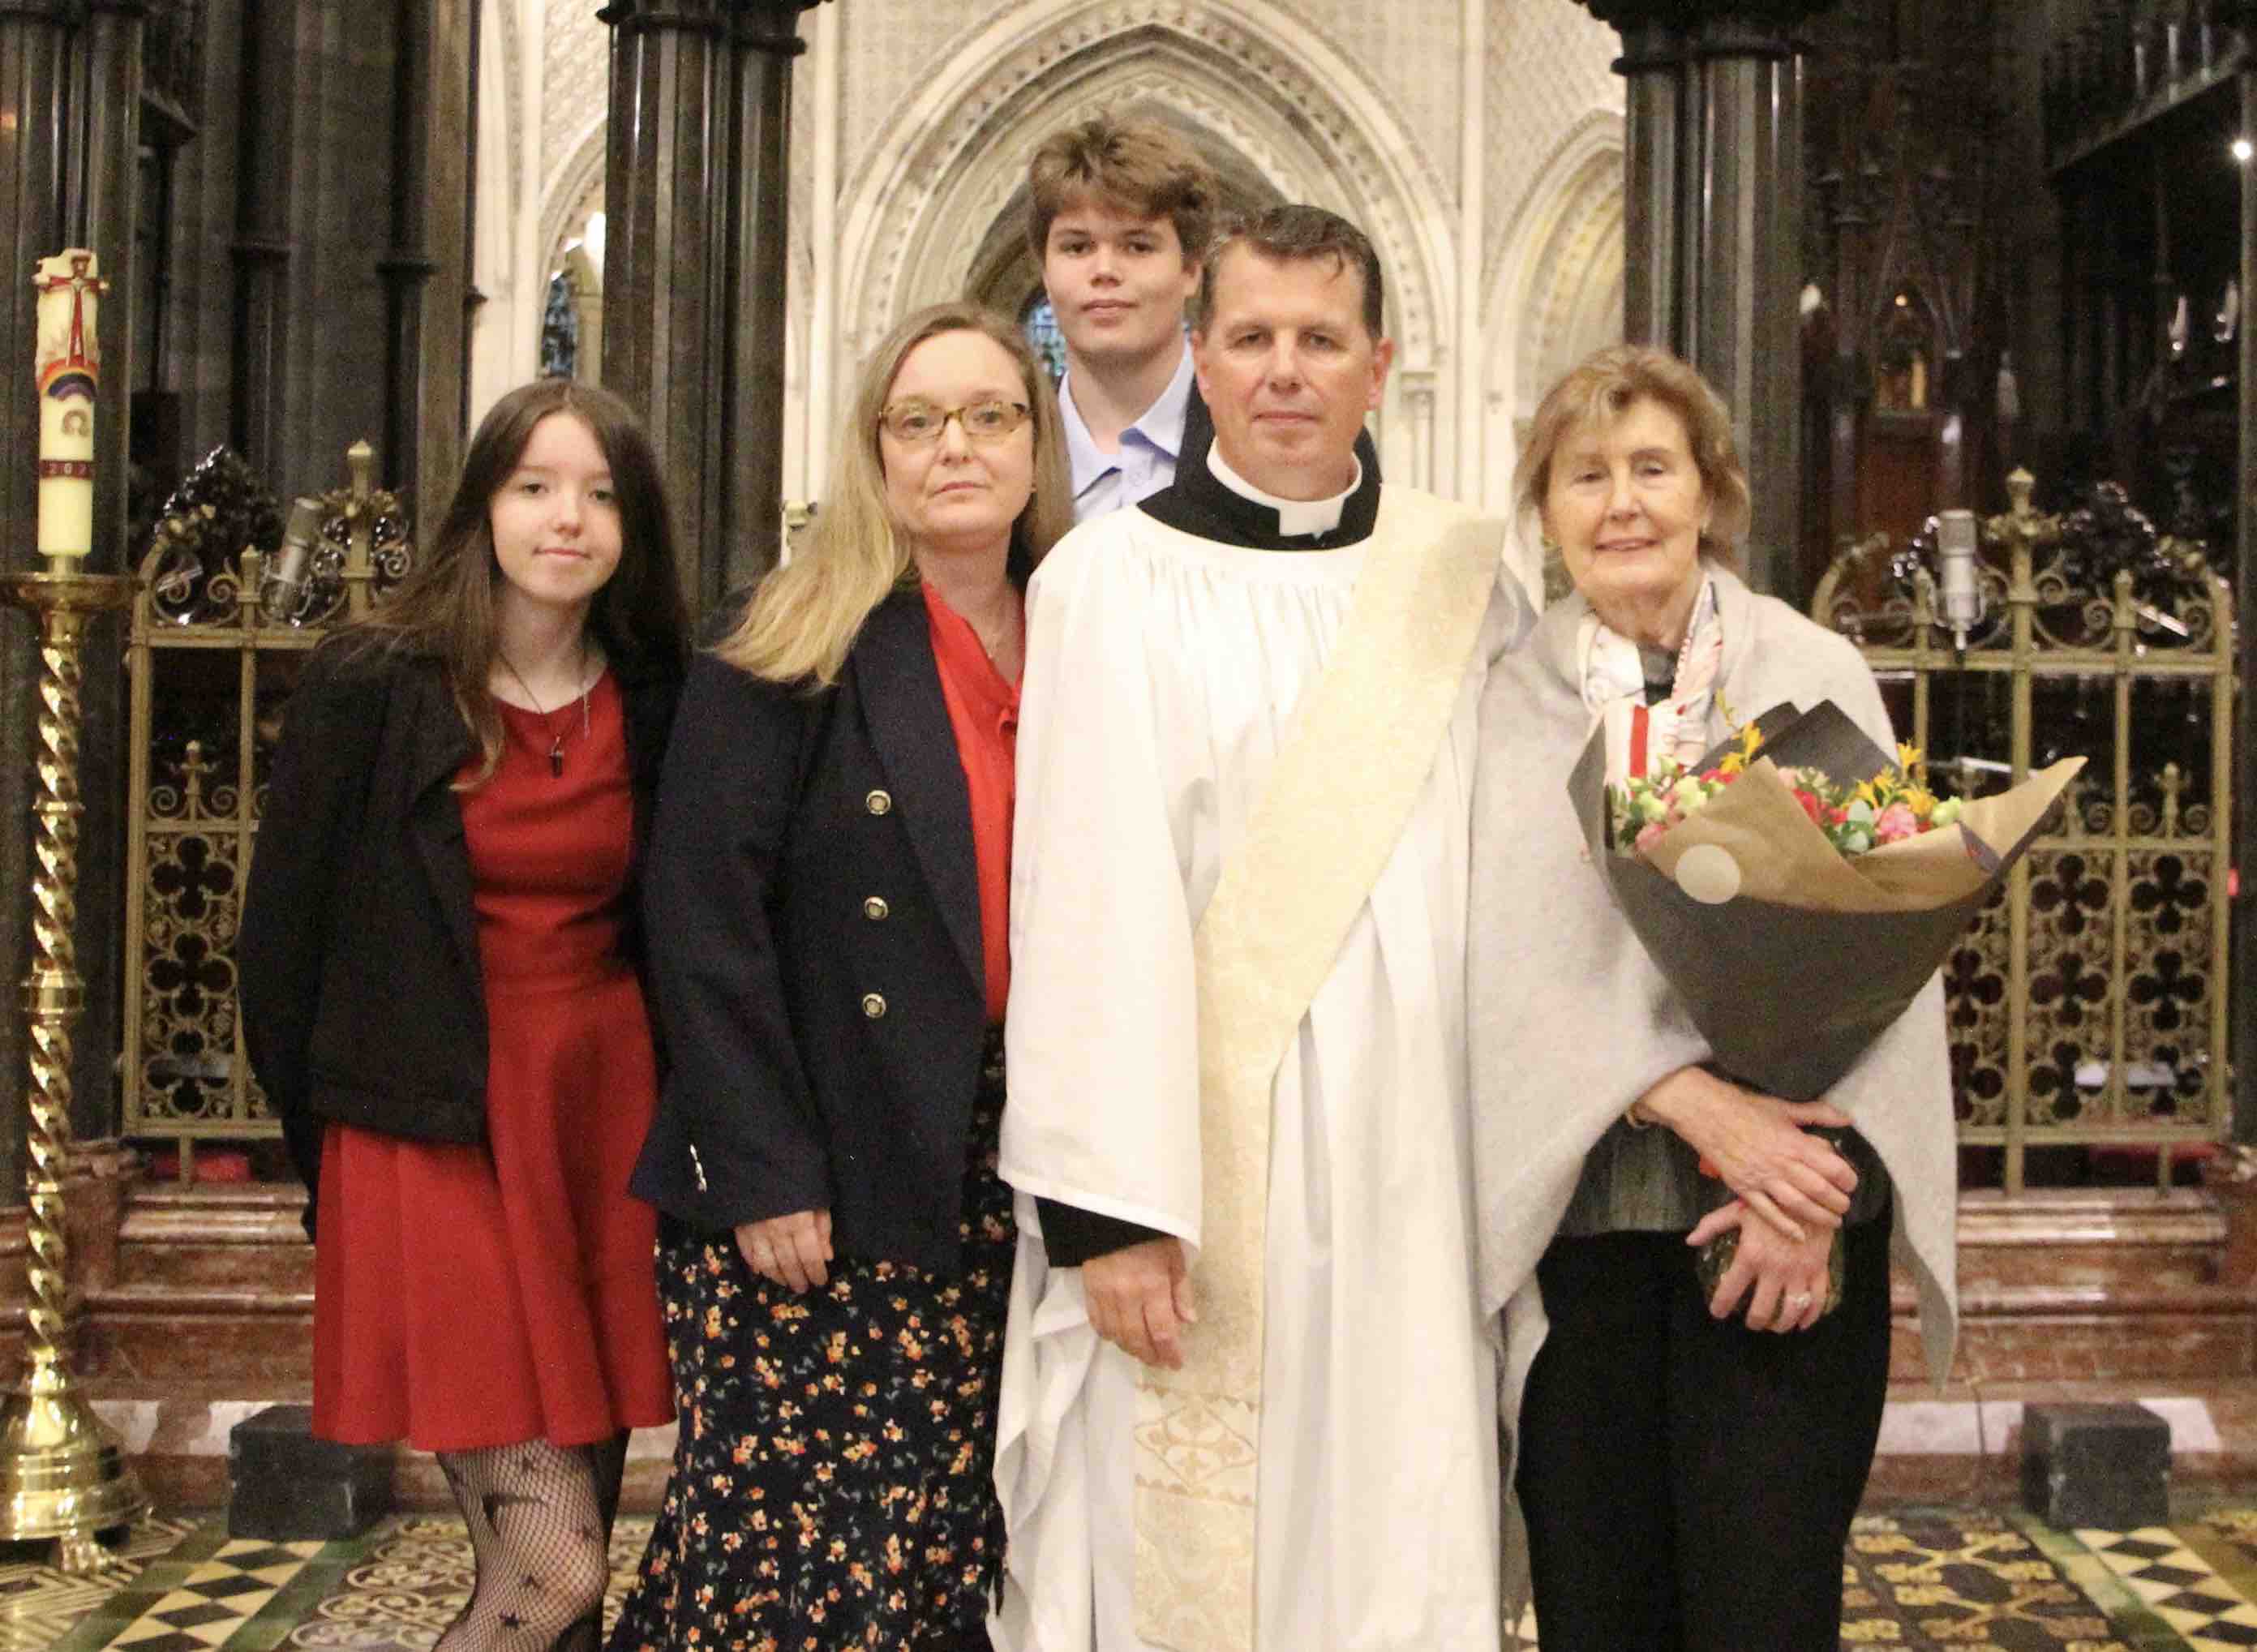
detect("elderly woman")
[607,300,1073,1651]
[1471,344,1957,1651]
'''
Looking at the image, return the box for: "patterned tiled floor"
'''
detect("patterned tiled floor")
[24,1507,2257,1650]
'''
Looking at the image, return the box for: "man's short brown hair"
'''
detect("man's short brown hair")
[1026,114,1219,264]
[1194,204,1386,340]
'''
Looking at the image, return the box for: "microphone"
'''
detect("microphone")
[264,496,323,622]
[1936,508,1982,652]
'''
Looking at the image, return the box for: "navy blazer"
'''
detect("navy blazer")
[628,586,995,1273]
[238,642,680,1229]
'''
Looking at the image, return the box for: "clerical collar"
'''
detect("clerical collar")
[1137,430,1383,551]
[1204,446,1361,537]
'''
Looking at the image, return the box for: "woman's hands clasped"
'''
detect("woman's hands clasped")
[735,1208,835,1292]
[1083,1236,1199,1370]
[1637,1066,1857,1242]
[1687,1199,1833,1332]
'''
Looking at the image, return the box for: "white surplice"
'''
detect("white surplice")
[994,491,1522,1652]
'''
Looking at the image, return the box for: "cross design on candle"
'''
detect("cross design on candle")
[30,249,106,560]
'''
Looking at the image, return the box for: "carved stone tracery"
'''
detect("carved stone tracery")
[839,0,1454,371]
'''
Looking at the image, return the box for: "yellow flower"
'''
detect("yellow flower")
[1896,740,1924,779]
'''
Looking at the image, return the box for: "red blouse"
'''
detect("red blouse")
[922,582,1020,1023]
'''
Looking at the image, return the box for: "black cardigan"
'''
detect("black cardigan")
[238,642,680,1230]
[626,588,998,1274]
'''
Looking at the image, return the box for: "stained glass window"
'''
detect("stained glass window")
[541,272,578,380]
[1022,294,1067,382]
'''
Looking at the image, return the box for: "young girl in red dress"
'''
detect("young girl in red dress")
[241,379,690,1652]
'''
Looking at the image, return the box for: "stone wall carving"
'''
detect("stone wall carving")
[1204,0,1461,195]
[839,0,1016,169]
[1485,0,1624,289]
[496,0,524,215]
[1495,109,1627,419]
[539,121,608,290]
[837,0,1456,372]
[491,0,1630,506]
[542,5,608,209]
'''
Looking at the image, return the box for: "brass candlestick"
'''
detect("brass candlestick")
[0,558,144,1569]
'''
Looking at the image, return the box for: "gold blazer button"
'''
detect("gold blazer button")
[865,788,892,815]
[863,896,890,920]
[861,992,887,1019]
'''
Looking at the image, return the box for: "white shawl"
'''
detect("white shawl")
[1469,565,1959,1511]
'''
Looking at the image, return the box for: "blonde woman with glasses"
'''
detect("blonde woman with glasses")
[607,301,1072,1652]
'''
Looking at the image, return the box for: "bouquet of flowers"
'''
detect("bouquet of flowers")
[1570,701,2084,1303]
[1611,729,1965,860]
[1573,700,2083,1102]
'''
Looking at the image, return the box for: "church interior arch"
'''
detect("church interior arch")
[1482,112,1627,591]
[959,109,1287,326]
[829,2,1457,490]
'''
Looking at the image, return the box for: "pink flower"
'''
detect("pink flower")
[1791,787,1825,826]
[1873,800,1920,843]
[1635,821,1670,855]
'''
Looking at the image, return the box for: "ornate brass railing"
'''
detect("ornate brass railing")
[121,442,408,1174]
[1813,470,2235,1195]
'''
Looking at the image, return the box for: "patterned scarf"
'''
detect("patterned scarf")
[1578,575,1723,783]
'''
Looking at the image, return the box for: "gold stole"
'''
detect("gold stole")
[1131,490,1505,1652]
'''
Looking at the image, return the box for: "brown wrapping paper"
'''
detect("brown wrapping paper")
[1640,754,2086,914]
[1568,701,2086,1101]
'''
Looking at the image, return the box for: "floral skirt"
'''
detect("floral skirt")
[607,1032,1014,1652]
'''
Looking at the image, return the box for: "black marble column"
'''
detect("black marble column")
[600,0,829,616]
[228,0,298,475]
[1579,1,1834,605]
[383,0,475,539]
[227,3,406,500]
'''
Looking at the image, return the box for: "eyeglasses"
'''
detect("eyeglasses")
[878,399,1031,445]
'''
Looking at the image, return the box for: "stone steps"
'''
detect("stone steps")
[1,1174,2255,1513]
[8,1180,2255,1388]
[0,1178,314,1385]
[113,1185,313,1294]
[1887,1185,2257,1385]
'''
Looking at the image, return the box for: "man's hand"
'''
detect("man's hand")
[734,1208,835,1292]
[1083,1236,1197,1369]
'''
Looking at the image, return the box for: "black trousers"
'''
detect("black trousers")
[1515,1212,1893,1652]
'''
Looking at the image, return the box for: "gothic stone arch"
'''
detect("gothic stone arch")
[1483,109,1625,458]
[1478,109,1624,586]
[539,119,608,294]
[958,104,1287,325]
[836,0,1457,384]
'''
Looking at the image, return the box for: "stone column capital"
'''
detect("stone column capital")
[1574,1,1835,41]
[596,0,831,45]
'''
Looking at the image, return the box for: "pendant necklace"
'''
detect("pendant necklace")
[969,598,1021,669]
[499,643,591,777]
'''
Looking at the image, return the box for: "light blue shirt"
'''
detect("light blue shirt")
[1060,346,1195,523]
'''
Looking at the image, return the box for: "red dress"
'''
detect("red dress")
[311,672,673,1451]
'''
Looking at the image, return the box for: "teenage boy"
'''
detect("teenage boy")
[1026,114,1216,522]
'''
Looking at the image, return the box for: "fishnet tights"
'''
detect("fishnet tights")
[436,1434,629,1652]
